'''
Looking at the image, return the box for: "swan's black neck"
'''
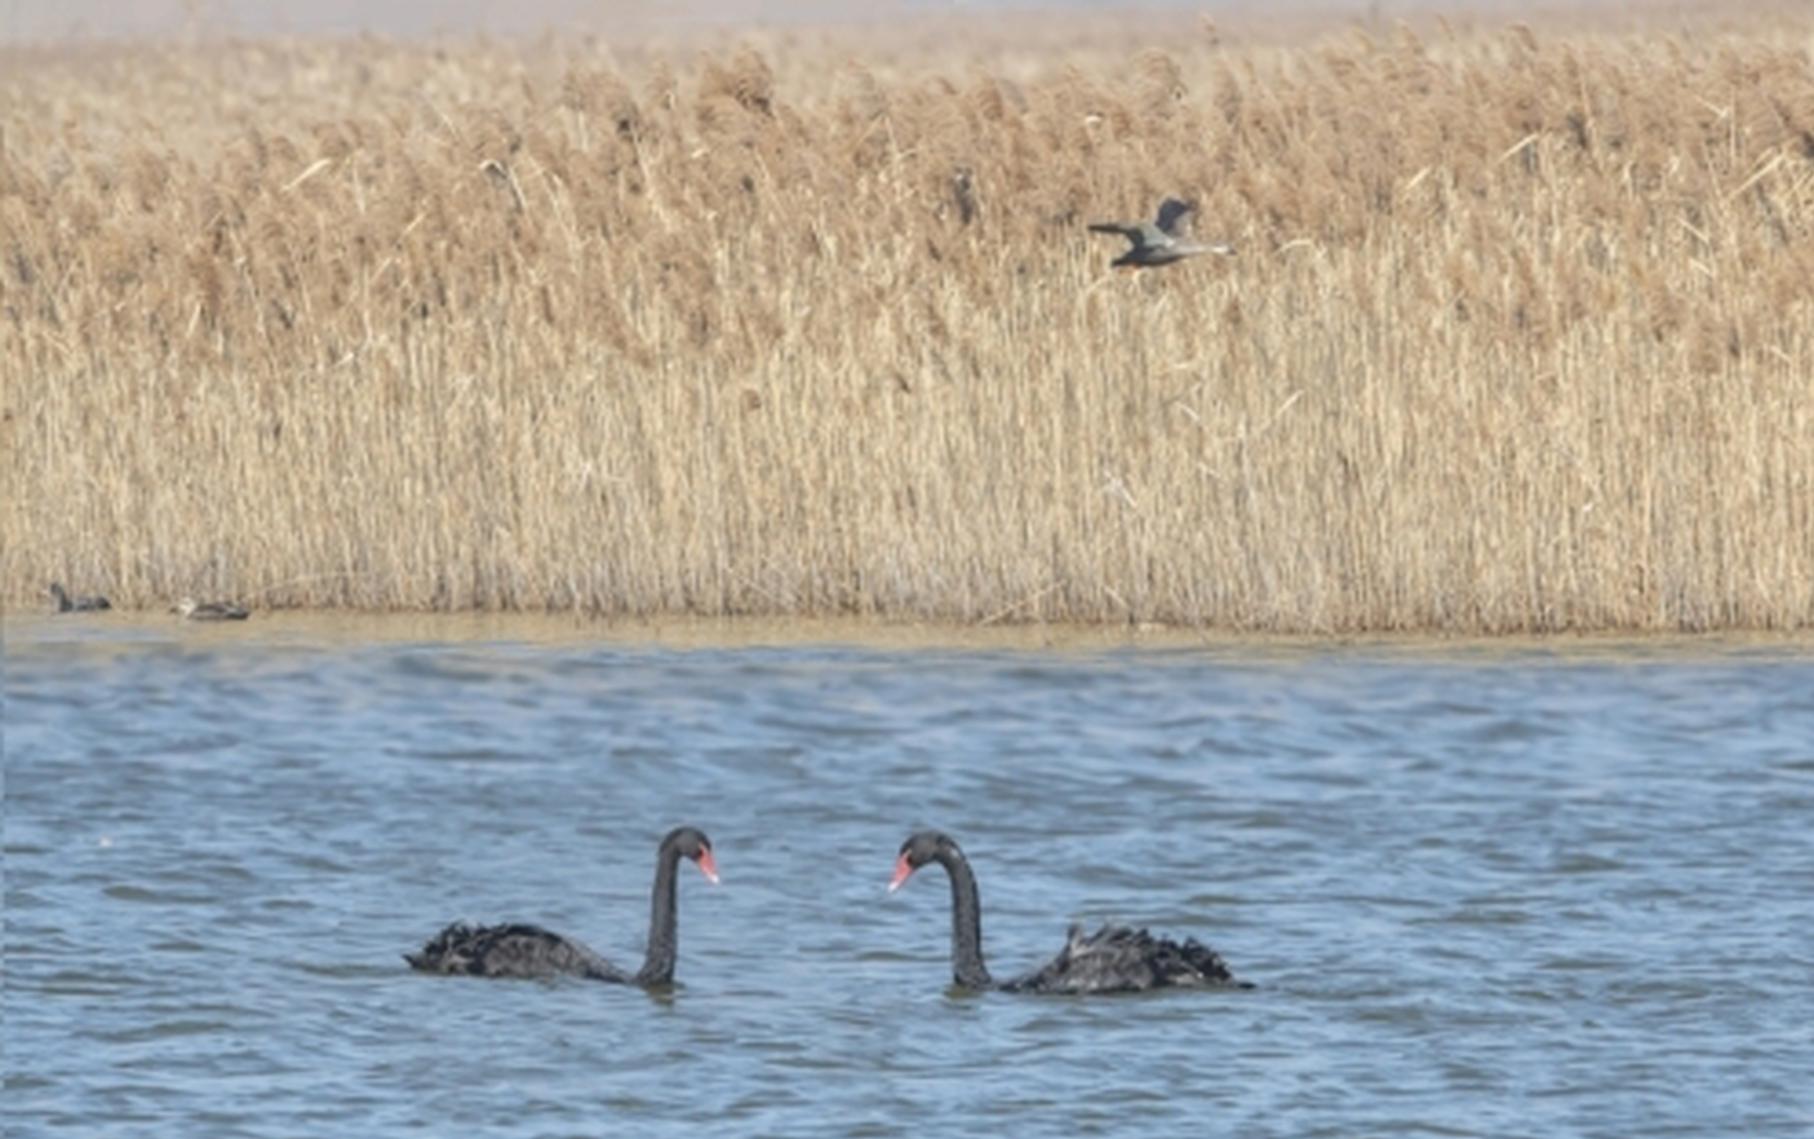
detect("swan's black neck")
[635,840,685,986]
[936,845,994,989]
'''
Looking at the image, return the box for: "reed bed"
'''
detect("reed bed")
[4,13,1812,630]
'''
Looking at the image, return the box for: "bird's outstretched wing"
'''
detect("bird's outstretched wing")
[1154,197,1195,237]
[1088,222,1141,240]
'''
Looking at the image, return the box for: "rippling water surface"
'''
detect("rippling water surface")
[7,617,1813,1138]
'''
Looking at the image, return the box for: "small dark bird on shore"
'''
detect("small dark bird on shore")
[1089,198,1234,269]
[174,597,251,621]
[49,582,112,613]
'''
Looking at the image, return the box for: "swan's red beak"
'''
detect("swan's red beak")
[695,849,721,885]
[888,853,915,893]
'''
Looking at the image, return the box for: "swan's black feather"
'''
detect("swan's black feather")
[404,921,627,981]
[1002,922,1248,994]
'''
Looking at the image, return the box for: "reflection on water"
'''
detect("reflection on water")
[7,617,1813,1137]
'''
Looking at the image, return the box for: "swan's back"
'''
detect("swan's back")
[405,922,627,982]
[1004,923,1247,994]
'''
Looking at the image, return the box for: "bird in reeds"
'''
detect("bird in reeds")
[174,597,251,621]
[1089,198,1234,269]
[48,582,112,613]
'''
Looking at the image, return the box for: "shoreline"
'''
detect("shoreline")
[10,609,1814,657]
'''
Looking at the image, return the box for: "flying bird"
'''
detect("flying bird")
[1089,198,1234,269]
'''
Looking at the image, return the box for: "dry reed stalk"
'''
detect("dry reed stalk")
[3,12,1812,630]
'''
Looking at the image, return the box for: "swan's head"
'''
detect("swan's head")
[663,825,720,884]
[890,830,959,892]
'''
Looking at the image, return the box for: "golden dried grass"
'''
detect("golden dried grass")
[4,13,1812,630]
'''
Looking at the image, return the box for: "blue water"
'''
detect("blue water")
[6,618,1813,1137]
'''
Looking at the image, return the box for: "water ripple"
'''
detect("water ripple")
[5,622,1813,1138]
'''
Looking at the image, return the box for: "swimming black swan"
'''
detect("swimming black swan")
[406,826,718,984]
[889,830,1248,993]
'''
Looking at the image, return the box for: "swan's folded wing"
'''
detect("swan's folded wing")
[1003,923,1247,993]
[1150,933,1244,987]
[406,921,628,981]
[1000,923,1155,993]
[405,920,479,970]
[477,924,627,979]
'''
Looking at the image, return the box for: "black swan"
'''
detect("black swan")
[49,582,111,612]
[406,826,718,984]
[889,830,1248,994]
